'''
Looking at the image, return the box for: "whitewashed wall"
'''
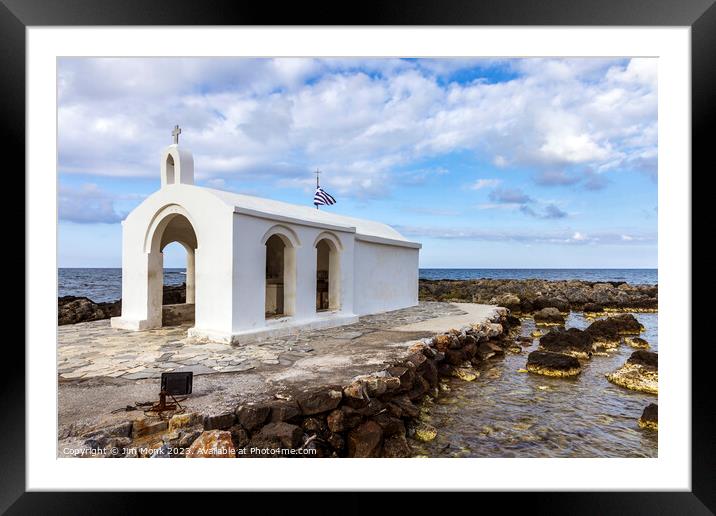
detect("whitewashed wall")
[352,239,420,315]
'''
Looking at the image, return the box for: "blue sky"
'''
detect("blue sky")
[58,57,657,268]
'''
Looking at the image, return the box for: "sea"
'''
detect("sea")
[58,268,657,303]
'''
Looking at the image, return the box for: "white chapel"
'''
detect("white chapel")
[111,131,421,343]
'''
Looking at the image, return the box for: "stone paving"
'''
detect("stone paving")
[58,302,467,381]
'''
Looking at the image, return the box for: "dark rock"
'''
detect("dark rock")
[586,314,643,344]
[326,432,345,451]
[627,350,658,369]
[370,414,405,436]
[533,296,570,312]
[533,307,565,325]
[228,425,250,449]
[58,284,187,325]
[406,375,430,400]
[235,403,271,431]
[203,411,236,431]
[583,303,604,313]
[382,434,411,458]
[327,406,363,433]
[302,417,326,433]
[625,336,650,349]
[268,400,301,423]
[462,342,478,359]
[476,341,504,361]
[386,395,419,419]
[506,314,521,328]
[444,349,465,366]
[176,429,202,449]
[526,351,581,377]
[356,399,386,417]
[58,296,121,325]
[419,359,439,387]
[406,352,427,368]
[437,363,455,377]
[347,420,383,457]
[297,386,343,415]
[539,328,594,358]
[387,365,414,392]
[256,422,303,449]
[638,403,658,430]
[418,278,657,312]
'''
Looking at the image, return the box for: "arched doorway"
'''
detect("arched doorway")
[147,211,198,327]
[315,236,340,311]
[264,232,296,319]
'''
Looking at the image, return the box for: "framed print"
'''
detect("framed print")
[5,0,710,512]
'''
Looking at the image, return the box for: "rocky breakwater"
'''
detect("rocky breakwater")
[77,309,520,458]
[419,278,657,314]
[58,284,186,325]
[606,350,658,395]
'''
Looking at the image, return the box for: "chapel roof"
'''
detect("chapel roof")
[201,187,418,246]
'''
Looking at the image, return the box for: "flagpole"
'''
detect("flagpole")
[315,169,320,210]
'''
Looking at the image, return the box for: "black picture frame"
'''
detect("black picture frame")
[6,0,708,512]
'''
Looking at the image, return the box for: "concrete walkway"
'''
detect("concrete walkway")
[390,303,499,333]
[57,301,500,443]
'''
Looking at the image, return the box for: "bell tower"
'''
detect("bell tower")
[160,125,194,187]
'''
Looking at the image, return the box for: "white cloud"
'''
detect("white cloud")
[58,57,657,197]
[470,178,501,190]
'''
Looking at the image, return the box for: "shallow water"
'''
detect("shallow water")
[412,312,658,458]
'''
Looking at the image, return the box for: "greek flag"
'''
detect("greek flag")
[313,186,336,206]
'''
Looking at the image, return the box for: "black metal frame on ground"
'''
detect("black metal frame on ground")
[7,0,707,512]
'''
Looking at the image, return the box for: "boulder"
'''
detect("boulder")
[533,296,570,313]
[228,425,250,449]
[235,403,270,431]
[533,307,565,326]
[347,420,383,457]
[203,411,235,431]
[255,422,303,449]
[382,434,412,458]
[327,406,363,433]
[606,351,658,394]
[268,400,301,423]
[582,303,604,314]
[476,341,504,361]
[493,293,521,312]
[185,430,236,458]
[526,351,581,377]
[625,337,650,349]
[586,314,644,349]
[628,350,658,368]
[168,412,199,432]
[386,395,419,419]
[638,403,658,430]
[539,328,593,358]
[297,386,343,415]
[370,414,406,437]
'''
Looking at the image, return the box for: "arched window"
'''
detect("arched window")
[165,154,175,184]
[263,228,298,319]
[315,236,341,311]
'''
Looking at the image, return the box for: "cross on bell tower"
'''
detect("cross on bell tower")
[172,125,181,145]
